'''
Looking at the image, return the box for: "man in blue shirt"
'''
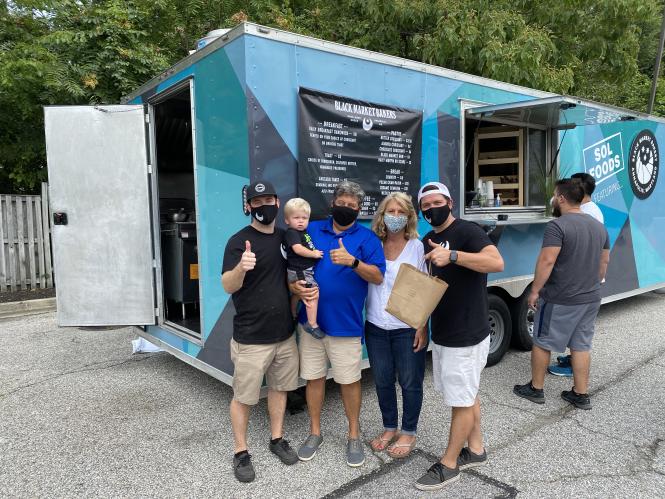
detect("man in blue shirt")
[293,181,385,468]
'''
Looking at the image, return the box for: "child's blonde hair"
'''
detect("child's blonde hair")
[284,197,312,217]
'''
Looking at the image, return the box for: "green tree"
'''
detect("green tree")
[2,0,665,193]
[0,0,311,192]
[0,2,53,191]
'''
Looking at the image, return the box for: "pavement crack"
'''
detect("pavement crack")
[479,390,541,416]
[644,438,665,476]
[321,447,518,498]
[570,417,639,448]
[409,449,518,497]
[0,355,157,399]
[321,448,419,498]
[489,345,665,455]
[515,470,640,485]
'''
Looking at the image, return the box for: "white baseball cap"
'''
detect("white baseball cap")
[417,182,451,205]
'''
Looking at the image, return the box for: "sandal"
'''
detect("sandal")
[387,437,416,459]
[370,432,397,452]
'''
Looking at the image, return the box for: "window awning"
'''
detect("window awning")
[465,96,644,130]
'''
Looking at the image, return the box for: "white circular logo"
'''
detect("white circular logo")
[255,183,266,193]
[629,130,659,200]
[362,118,373,131]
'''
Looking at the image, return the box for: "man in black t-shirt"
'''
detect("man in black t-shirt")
[414,182,505,492]
[221,181,309,483]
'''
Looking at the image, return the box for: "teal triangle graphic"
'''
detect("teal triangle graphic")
[630,218,665,287]
[601,204,628,248]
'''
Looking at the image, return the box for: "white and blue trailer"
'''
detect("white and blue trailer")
[44,23,665,383]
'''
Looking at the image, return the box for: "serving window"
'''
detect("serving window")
[460,96,640,220]
[463,117,549,213]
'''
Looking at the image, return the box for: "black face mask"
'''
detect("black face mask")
[331,205,359,226]
[422,205,450,227]
[250,204,278,225]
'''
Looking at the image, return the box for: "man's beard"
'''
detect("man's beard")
[552,204,561,217]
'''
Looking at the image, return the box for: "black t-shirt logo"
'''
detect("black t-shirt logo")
[629,130,659,200]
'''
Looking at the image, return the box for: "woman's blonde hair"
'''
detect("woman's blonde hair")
[371,192,419,241]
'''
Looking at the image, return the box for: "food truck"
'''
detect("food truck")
[43,23,665,383]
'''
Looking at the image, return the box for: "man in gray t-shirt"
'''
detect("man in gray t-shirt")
[539,212,609,305]
[514,179,610,410]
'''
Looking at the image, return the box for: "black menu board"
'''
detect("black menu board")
[298,88,422,219]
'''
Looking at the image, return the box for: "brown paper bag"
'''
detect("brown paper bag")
[385,263,448,329]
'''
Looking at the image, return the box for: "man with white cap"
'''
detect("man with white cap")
[414,182,504,491]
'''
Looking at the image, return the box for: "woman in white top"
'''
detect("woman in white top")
[366,192,428,459]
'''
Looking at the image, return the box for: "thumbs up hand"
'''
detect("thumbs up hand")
[424,239,451,267]
[240,240,256,272]
[330,238,355,267]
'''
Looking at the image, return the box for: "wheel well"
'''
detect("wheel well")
[487,286,517,308]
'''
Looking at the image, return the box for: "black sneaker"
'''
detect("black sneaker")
[233,451,255,483]
[561,388,592,410]
[269,438,299,465]
[513,381,545,404]
[557,354,572,367]
[414,462,460,491]
[457,447,488,470]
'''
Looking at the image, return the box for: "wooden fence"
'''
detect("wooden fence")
[0,183,54,291]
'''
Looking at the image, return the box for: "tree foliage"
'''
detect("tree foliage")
[1,0,664,192]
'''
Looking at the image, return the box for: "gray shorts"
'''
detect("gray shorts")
[532,298,601,353]
[287,267,317,287]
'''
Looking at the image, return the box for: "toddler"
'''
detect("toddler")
[283,198,324,339]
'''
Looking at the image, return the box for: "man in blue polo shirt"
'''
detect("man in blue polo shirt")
[293,181,385,468]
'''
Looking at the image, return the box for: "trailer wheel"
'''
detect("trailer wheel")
[511,286,535,350]
[487,294,512,367]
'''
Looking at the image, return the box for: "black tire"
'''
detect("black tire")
[510,286,535,350]
[486,294,512,367]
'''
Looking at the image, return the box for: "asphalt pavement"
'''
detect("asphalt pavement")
[2,292,665,498]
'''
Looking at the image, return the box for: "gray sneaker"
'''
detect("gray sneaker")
[415,462,460,491]
[298,434,323,461]
[457,447,488,470]
[346,438,365,467]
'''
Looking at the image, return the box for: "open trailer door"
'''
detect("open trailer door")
[465,95,644,130]
[44,105,156,326]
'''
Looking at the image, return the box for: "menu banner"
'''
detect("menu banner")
[298,88,422,219]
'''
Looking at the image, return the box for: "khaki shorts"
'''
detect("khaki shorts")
[297,324,362,385]
[230,335,299,405]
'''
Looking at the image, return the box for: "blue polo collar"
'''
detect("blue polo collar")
[322,216,360,236]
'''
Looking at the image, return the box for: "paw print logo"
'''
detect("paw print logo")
[629,130,659,199]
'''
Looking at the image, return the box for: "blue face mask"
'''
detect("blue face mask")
[384,213,408,233]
